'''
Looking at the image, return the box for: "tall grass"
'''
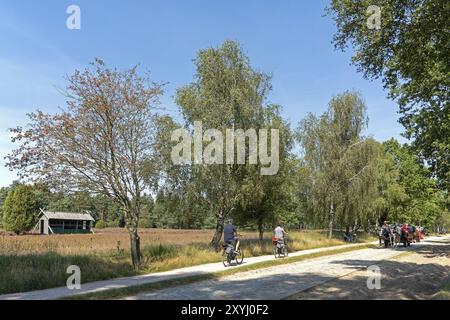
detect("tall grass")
[0,254,136,294]
[0,229,375,295]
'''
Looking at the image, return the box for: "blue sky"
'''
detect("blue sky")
[0,0,405,187]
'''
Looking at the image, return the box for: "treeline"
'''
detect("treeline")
[1,118,448,236]
[1,43,448,240]
[0,183,214,230]
[3,35,448,265]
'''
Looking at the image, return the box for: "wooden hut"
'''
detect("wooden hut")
[36,209,95,234]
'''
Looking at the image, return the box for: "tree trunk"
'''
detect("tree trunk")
[328,202,334,239]
[258,222,264,242]
[125,206,141,268]
[353,218,358,232]
[129,226,141,268]
[210,210,225,251]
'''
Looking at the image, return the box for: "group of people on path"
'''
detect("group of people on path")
[380,221,424,246]
[224,219,425,253]
[381,221,423,237]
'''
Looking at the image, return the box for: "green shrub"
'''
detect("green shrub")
[3,185,41,234]
[95,220,106,229]
[107,220,120,228]
[142,244,178,262]
[138,218,150,228]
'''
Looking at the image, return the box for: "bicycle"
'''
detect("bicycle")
[343,231,357,243]
[272,237,288,258]
[222,236,244,267]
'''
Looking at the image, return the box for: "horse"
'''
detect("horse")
[379,225,398,248]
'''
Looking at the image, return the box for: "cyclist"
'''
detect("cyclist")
[223,219,240,251]
[274,222,288,247]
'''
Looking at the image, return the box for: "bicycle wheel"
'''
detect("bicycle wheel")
[283,246,288,257]
[235,248,244,265]
[222,251,232,267]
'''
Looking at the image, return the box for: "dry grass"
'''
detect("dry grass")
[0,228,376,295]
[0,228,369,256]
[0,228,214,256]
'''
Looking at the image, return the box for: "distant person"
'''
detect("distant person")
[344,226,352,242]
[417,225,423,240]
[401,223,409,234]
[381,221,391,237]
[401,223,410,245]
[274,223,288,240]
[223,219,239,251]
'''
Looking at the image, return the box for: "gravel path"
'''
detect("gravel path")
[126,236,450,300]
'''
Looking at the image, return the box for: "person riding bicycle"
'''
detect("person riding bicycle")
[223,219,240,252]
[274,223,288,246]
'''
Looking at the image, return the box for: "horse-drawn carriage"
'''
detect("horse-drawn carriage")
[379,224,421,248]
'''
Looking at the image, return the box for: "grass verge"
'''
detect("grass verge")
[434,282,450,299]
[65,243,375,300]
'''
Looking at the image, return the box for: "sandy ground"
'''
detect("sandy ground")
[287,238,450,300]
[125,236,449,300]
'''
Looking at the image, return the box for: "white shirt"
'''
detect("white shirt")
[274,226,285,239]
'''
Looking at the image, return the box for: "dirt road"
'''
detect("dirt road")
[127,236,450,300]
[287,238,450,300]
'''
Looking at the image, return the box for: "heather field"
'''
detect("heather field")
[0,228,375,294]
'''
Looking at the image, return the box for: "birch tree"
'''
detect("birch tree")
[297,91,379,238]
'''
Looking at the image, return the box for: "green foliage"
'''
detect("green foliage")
[297,91,383,236]
[138,218,150,229]
[0,188,9,227]
[47,192,122,222]
[141,244,178,262]
[6,60,164,266]
[382,139,445,226]
[327,0,449,191]
[107,220,121,228]
[0,181,22,227]
[2,184,44,234]
[233,106,294,237]
[174,40,288,246]
[95,220,107,229]
[150,190,212,229]
[3,39,447,240]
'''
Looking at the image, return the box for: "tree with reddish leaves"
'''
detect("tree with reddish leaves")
[5,59,163,267]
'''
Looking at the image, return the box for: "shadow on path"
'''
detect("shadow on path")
[286,245,450,300]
